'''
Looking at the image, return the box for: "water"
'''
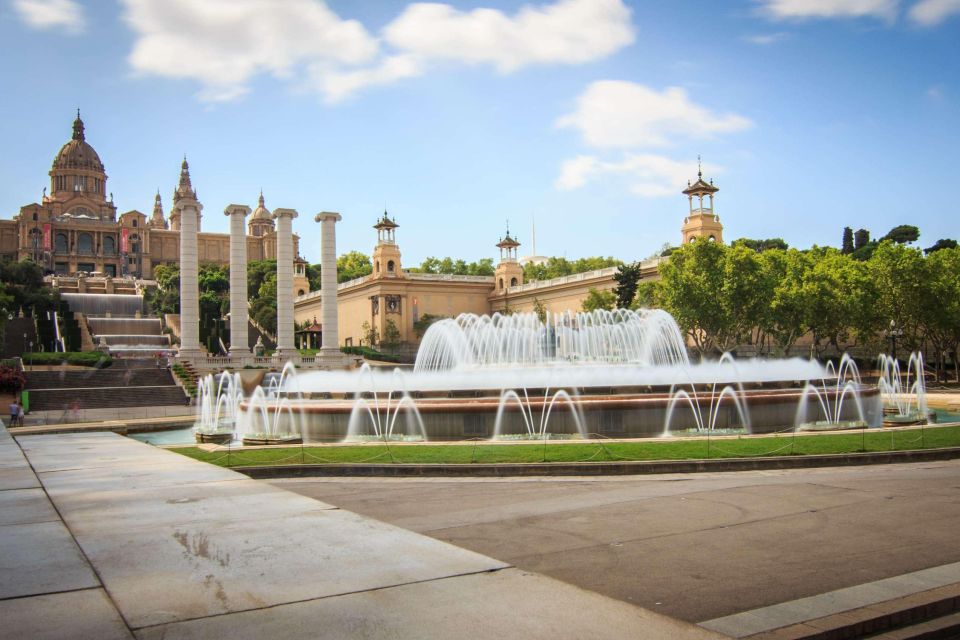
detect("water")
[128,427,195,445]
[877,353,928,419]
[62,293,144,316]
[87,316,170,354]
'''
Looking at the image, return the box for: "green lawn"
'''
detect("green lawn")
[169,424,960,468]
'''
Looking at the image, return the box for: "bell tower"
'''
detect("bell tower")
[494,225,523,293]
[372,211,402,278]
[681,157,724,244]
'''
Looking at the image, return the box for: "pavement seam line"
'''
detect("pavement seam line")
[130,566,516,631]
[11,433,137,637]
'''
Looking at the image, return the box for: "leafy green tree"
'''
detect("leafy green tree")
[925,238,957,255]
[920,247,960,381]
[361,321,379,346]
[841,227,854,254]
[416,256,494,276]
[758,249,809,356]
[382,319,401,346]
[413,314,446,339]
[882,224,920,245]
[336,251,373,283]
[870,241,926,352]
[732,238,789,252]
[854,228,870,250]
[613,262,643,309]
[581,288,615,312]
[532,298,547,322]
[523,256,621,282]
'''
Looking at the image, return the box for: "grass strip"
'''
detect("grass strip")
[168,424,960,468]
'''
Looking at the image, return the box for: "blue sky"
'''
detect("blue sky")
[1,0,957,266]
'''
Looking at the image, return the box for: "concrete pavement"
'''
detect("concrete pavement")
[0,426,719,639]
[272,460,960,624]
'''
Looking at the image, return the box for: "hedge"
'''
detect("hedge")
[21,352,112,368]
[340,346,401,363]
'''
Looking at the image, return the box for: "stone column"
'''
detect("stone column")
[178,200,204,358]
[315,212,342,355]
[272,208,298,360]
[224,204,251,359]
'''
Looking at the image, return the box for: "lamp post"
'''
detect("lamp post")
[22,332,27,356]
[888,319,903,362]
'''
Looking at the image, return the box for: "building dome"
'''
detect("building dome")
[251,191,272,220]
[51,112,104,172]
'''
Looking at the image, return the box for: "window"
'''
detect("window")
[387,260,395,273]
[132,219,138,227]
[510,277,518,287]
[103,236,116,255]
[499,278,504,289]
[298,289,305,296]
[77,233,93,254]
[55,233,67,253]
[104,264,116,277]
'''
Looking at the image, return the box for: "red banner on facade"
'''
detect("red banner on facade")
[43,223,51,250]
[121,227,129,253]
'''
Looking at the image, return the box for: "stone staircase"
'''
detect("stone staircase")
[25,359,187,412]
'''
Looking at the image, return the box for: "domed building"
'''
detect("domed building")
[0,112,309,296]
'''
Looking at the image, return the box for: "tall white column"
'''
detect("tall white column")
[178,200,203,358]
[273,208,298,359]
[315,212,342,354]
[225,204,251,358]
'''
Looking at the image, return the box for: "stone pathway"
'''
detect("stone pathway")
[0,426,718,639]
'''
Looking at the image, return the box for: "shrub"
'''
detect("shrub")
[0,365,26,393]
[340,345,401,363]
[22,352,112,368]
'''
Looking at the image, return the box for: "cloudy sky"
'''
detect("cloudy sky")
[1,0,957,265]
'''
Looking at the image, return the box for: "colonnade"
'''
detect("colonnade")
[176,194,343,365]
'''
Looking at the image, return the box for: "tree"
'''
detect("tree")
[382,319,401,346]
[841,227,854,254]
[413,314,445,339]
[656,240,729,356]
[336,251,373,283]
[925,238,957,255]
[581,288,615,312]
[360,321,379,346]
[732,238,789,252]
[870,241,926,352]
[758,249,809,356]
[613,262,642,309]
[854,228,870,250]
[416,256,495,276]
[920,247,960,382]
[524,256,621,282]
[882,224,920,245]
[532,298,547,323]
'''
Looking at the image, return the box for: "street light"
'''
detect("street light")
[888,319,903,362]
[22,332,27,356]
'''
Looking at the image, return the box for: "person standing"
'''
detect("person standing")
[8,400,17,427]
[17,401,24,427]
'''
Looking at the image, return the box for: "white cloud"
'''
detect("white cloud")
[556,81,753,149]
[122,0,380,102]
[13,0,85,34]
[757,0,900,21]
[909,0,960,25]
[744,31,789,44]
[926,84,945,99]
[383,0,634,72]
[119,0,635,103]
[556,154,719,197]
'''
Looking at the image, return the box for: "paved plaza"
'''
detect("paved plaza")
[0,426,717,639]
[272,460,960,626]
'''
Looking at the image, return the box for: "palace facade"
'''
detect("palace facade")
[0,113,309,295]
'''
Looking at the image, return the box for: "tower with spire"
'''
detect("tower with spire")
[680,157,724,244]
[147,190,167,229]
[248,190,275,237]
[494,223,523,292]
[169,156,202,231]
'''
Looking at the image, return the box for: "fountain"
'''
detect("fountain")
[194,309,883,445]
[877,353,932,426]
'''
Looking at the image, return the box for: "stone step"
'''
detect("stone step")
[27,385,188,412]
[27,369,176,389]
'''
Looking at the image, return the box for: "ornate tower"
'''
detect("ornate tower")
[372,211,401,278]
[494,225,523,292]
[681,158,723,244]
[169,157,199,231]
[147,190,167,229]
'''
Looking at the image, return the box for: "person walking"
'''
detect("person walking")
[17,401,24,427]
[8,400,17,427]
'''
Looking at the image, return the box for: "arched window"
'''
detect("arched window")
[708,235,716,242]
[32,212,38,221]
[103,236,116,255]
[375,260,380,273]
[387,260,395,273]
[298,289,305,296]
[510,277,518,287]
[77,233,93,254]
[55,233,67,253]
[499,278,504,289]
